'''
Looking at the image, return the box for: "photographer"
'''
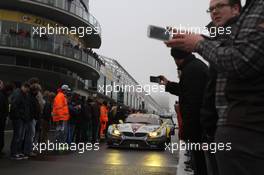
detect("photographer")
[165,0,264,174]
[159,48,209,175]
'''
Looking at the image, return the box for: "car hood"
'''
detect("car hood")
[116,123,160,133]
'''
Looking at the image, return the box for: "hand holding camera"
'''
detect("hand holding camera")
[150,75,169,85]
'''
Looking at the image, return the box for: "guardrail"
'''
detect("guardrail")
[0,34,101,71]
[23,0,101,35]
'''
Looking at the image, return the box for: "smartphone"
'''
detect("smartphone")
[150,76,161,83]
[147,25,172,41]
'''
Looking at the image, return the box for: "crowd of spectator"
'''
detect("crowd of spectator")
[0,77,137,160]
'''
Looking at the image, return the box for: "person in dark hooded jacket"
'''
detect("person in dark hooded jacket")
[0,82,14,155]
[159,48,209,175]
[10,82,30,160]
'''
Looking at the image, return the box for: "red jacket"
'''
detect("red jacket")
[175,104,183,140]
[100,105,108,122]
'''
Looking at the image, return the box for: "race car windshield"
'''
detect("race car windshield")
[125,115,160,125]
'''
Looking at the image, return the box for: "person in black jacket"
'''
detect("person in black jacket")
[81,97,92,143]
[40,91,55,143]
[159,48,209,175]
[23,83,41,157]
[10,82,30,160]
[75,96,92,143]
[67,93,81,144]
[90,98,100,144]
[0,82,14,155]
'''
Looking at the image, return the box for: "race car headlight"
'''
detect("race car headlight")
[112,129,121,136]
[149,131,158,137]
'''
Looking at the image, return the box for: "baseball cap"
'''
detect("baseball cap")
[61,84,71,91]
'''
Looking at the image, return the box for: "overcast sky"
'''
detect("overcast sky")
[90,0,246,110]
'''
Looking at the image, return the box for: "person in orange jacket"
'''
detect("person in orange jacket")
[100,101,108,139]
[52,85,71,144]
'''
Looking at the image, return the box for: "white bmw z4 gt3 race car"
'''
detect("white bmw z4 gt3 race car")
[107,113,173,150]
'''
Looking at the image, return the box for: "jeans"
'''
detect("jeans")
[10,119,25,156]
[67,122,75,144]
[75,122,89,143]
[23,119,36,155]
[87,122,92,141]
[40,119,49,143]
[91,121,99,143]
[0,117,6,152]
[81,121,92,142]
[55,121,68,143]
